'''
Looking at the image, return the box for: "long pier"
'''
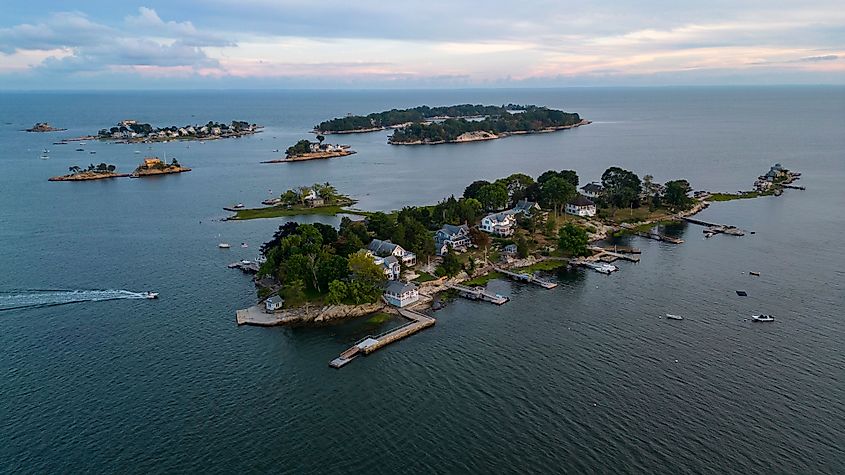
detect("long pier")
[620,223,684,244]
[492,266,558,289]
[329,307,435,368]
[445,283,510,304]
[681,217,746,237]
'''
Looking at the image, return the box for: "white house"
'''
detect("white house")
[265,295,284,313]
[371,253,401,280]
[565,195,597,217]
[368,239,416,266]
[510,199,541,215]
[480,212,516,236]
[580,182,603,199]
[435,224,471,256]
[502,243,518,255]
[383,281,420,308]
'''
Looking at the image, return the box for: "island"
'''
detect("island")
[225,183,358,220]
[130,157,191,177]
[314,104,526,134]
[49,163,128,181]
[91,119,261,143]
[262,136,355,163]
[26,122,66,132]
[235,162,802,326]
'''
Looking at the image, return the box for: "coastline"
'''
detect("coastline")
[387,119,592,145]
[262,150,355,163]
[131,166,191,178]
[49,172,129,181]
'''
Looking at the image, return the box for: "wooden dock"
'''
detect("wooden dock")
[682,217,746,237]
[588,247,640,263]
[572,258,618,274]
[330,308,435,368]
[492,266,558,289]
[445,283,510,304]
[782,184,805,190]
[228,260,259,273]
[620,223,684,244]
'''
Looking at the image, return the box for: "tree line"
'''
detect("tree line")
[315,104,534,132]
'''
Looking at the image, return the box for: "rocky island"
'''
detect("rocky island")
[92,119,261,143]
[226,183,357,220]
[313,104,588,145]
[130,157,191,177]
[26,122,66,132]
[49,163,128,181]
[262,137,355,163]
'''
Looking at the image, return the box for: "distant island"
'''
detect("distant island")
[314,104,526,134]
[131,157,191,177]
[226,183,357,220]
[313,104,588,145]
[262,136,355,163]
[26,122,66,132]
[49,163,127,181]
[88,119,261,143]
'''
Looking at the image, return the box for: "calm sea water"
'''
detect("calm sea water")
[0,87,843,474]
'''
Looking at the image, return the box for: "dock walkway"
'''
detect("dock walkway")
[620,223,684,244]
[682,217,746,237]
[492,266,558,289]
[330,307,435,368]
[445,282,510,304]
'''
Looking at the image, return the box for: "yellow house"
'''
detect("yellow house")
[143,157,163,168]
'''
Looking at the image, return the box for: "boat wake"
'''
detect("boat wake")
[0,289,149,312]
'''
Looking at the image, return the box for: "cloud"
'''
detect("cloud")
[124,7,233,47]
[0,12,112,53]
[798,54,838,62]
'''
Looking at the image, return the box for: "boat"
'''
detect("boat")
[144,292,159,299]
[89,151,96,154]
[40,155,49,159]
[665,314,684,320]
[749,271,760,276]
[76,148,84,152]
[736,290,748,296]
[134,150,141,154]
[751,314,774,322]
[218,243,231,249]
[241,242,248,248]
[233,203,244,209]
[272,149,279,153]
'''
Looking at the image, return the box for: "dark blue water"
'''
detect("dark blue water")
[1,87,843,473]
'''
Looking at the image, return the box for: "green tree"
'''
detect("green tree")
[664,179,694,210]
[282,279,306,305]
[601,167,642,209]
[558,223,590,257]
[367,212,396,240]
[326,280,348,304]
[476,183,508,211]
[516,236,529,258]
[317,255,349,291]
[541,176,576,218]
[437,250,462,277]
[316,134,325,144]
[463,180,490,200]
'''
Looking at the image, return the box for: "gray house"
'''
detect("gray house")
[435,223,471,256]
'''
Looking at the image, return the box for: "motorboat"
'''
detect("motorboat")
[736,290,748,296]
[233,203,245,209]
[751,314,775,322]
[218,243,231,249]
[144,292,159,299]
[749,271,760,276]
[241,242,248,248]
[665,314,684,320]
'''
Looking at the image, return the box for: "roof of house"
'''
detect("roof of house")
[581,182,603,193]
[569,195,596,207]
[383,255,399,265]
[266,295,283,305]
[368,238,401,255]
[439,223,469,236]
[484,212,516,224]
[511,199,540,213]
[384,280,417,294]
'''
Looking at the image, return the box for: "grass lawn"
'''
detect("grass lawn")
[462,271,503,286]
[708,191,767,201]
[413,271,437,283]
[513,260,567,273]
[233,205,366,220]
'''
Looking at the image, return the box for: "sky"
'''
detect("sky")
[0,1,843,89]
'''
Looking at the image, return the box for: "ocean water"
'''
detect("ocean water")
[0,87,843,473]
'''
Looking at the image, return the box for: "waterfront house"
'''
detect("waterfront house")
[368,239,416,266]
[143,157,163,168]
[503,243,518,255]
[435,223,471,256]
[480,212,516,236]
[265,295,284,313]
[580,182,603,199]
[371,253,401,280]
[383,281,420,308]
[565,195,597,217]
[510,199,541,216]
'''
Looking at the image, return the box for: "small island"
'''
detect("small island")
[314,104,587,145]
[315,104,528,134]
[131,157,191,177]
[26,122,67,132]
[226,183,357,220]
[262,136,355,163]
[49,163,128,181]
[92,119,261,143]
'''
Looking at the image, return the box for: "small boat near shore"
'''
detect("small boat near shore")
[665,314,684,320]
[218,243,231,249]
[751,314,774,322]
[749,271,760,276]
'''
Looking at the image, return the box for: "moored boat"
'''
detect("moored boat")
[666,314,684,320]
[218,243,231,249]
[751,314,774,322]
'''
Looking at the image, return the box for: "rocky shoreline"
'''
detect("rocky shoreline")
[262,150,356,163]
[49,172,129,181]
[387,119,592,145]
[131,166,191,177]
